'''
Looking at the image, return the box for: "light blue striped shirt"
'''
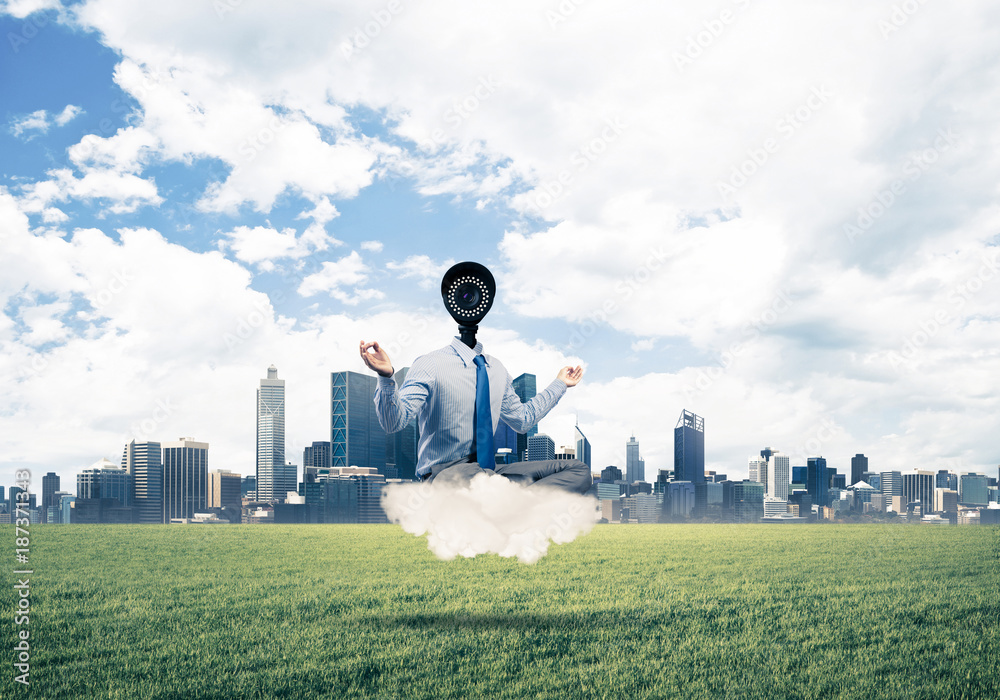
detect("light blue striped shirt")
[374,337,568,477]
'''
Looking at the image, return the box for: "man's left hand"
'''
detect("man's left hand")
[557,365,584,387]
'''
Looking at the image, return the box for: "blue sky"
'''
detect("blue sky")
[3,0,999,494]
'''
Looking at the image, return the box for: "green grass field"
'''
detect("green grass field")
[4,523,998,699]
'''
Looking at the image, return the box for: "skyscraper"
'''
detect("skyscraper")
[494,421,519,459]
[77,459,132,505]
[880,471,902,499]
[303,441,331,483]
[163,437,208,521]
[665,481,695,518]
[208,469,242,509]
[902,471,934,513]
[330,370,386,472]
[42,471,60,511]
[575,421,592,471]
[122,440,164,523]
[257,365,285,501]
[791,466,807,486]
[851,454,868,486]
[748,456,766,484]
[767,452,790,500]
[959,473,988,506]
[626,435,643,483]
[806,456,829,508]
[275,462,298,502]
[935,469,957,490]
[724,480,764,523]
[528,433,555,461]
[512,373,537,461]
[322,467,388,523]
[674,410,705,484]
[601,465,623,482]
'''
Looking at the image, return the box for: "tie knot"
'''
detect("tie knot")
[474,355,486,368]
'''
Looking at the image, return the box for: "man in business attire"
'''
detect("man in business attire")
[359,337,592,494]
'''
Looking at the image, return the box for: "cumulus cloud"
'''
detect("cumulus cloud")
[298,250,383,304]
[382,474,599,564]
[1,0,63,19]
[219,207,341,271]
[8,104,82,137]
[10,110,50,137]
[5,0,1000,487]
[53,104,83,126]
[386,254,456,289]
[17,167,162,215]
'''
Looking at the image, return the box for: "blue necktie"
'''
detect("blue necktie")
[473,355,494,470]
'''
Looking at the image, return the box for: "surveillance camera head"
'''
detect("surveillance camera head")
[441,261,496,347]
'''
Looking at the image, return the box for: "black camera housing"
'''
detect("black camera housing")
[441,261,496,348]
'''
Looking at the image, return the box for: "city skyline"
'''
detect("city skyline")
[9,360,1000,491]
[3,3,1000,490]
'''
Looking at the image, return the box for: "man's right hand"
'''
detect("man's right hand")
[359,340,394,378]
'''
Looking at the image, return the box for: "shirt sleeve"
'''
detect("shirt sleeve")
[498,374,567,434]
[373,358,433,434]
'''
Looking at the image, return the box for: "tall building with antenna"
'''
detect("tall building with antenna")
[257,365,285,502]
[626,435,644,483]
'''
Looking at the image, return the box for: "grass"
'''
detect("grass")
[3,523,998,699]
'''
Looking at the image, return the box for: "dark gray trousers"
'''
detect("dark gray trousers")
[424,457,593,495]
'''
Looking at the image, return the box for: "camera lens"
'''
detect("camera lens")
[441,262,495,328]
[454,281,481,310]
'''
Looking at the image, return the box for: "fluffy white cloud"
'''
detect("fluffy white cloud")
[8,104,82,137]
[218,200,342,270]
[69,126,158,173]
[5,0,1000,486]
[9,109,49,136]
[385,254,456,290]
[298,250,383,304]
[1,0,62,18]
[53,104,83,126]
[18,167,162,215]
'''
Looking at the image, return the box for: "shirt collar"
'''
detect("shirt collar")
[450,336,487,367]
